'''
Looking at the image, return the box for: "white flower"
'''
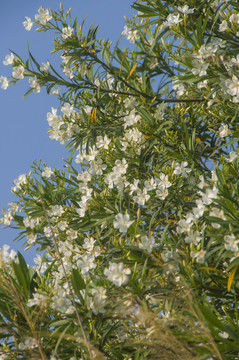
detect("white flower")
[191,59,209,76]
[156,188,168,200]
[29,77,41,93]
[63,66,74,79]
[173,162,191,177]
[62,26,74,39]
[219,124,230,138]
[3,53,15,65]
[224,234,239,252]
[23,17,33,31]
[61,54,71,65]
[61,102,75,117]
[0,76,9,90]
[40,61,50,72]
[192,199,206,218]
[128,179,140,195]
[35,6,52,25]
[196,44,218,60]
[223,75,239,98]
[219,20,229,32]
[77,170,91,183]
[133,188,150,206]
[144,178,156,191]
[139,235,155,253]
[18,337,38,350]
[209,207,226,228]
[114,213,133,233]
[89,158,107,175]
[163,14,182,27]
[23,216,40,229]
[89,286,107,314]
[50,87,61,96]
[230,54,239,67]
[229,13,239,24]
[12,65,25,80]
[83,105,93,115]
[156,173,172,189]
[12,174,27,192]
[47,107,63,130]
[76,200,88,217]
[197,80,208,89]
[52,287,74,313]
[113,158,128,174]
[173,82,185,96]
[82,237,95,252]
[48,205,64,217]
[177,5,194,14]
[190,249,206,264]
[1,212,13,226]
[96,135,111,149]
[122,25,140,44]
[219,331,229,339]
[27,234,37,245]
[42,166,53,178]
[225,151,237,162]
[0,245,16,262]
[104,262,131,286]
[177,218,193,233]
[27,292,48,307]
[77,254,96,275]
[124,97,138,109]
[124,109,141,128]
[201,186,218,205]
[185,230,202,245]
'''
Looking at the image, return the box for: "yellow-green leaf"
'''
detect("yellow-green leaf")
[227,265,238,292]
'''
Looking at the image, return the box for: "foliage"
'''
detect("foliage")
[1,1,239,359]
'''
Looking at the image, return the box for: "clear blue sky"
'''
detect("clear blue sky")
[0,0,134,264]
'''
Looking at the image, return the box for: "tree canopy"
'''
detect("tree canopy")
[1,1,239,359]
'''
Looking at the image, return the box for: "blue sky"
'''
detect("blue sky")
[0,0,134,264]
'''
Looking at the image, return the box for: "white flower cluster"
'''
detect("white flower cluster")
[104,262,131,286]
[191,43,219,77]
[76,237,100,277]
[47,104,80,144]
[51,286,75,314]
[175,169,239,264]
[105,158,128,190]
[86,286,107,314]
[128,173,172,205]
[0,245,16,263]
[122,25,140,44]
[0,202,18,226]
[27,291,48,307]
[18,337,38,350]
[11,173,28,192]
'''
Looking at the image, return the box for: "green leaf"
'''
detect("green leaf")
[71,268,86,296]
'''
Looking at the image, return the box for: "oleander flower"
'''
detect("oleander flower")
[113,213,133,233]
[62,26,74,39]
[23,17,33,31]
[35,6,52,25]
[104,262,131,286]
[0,76,9,90]
[12,65,25,80]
